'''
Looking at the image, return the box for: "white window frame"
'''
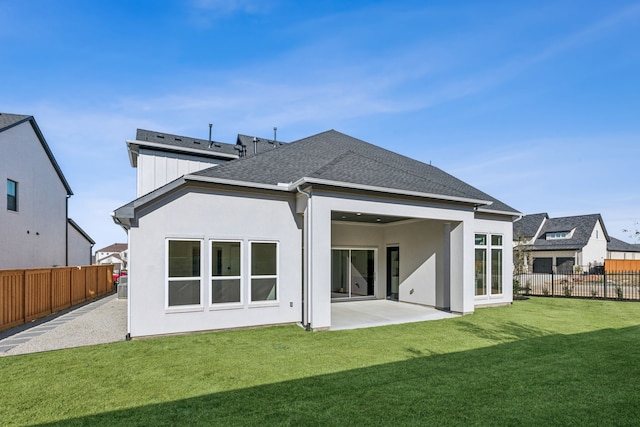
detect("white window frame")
[249,240,279,305]
[209,239,243,308]
[165,238,204,311]
[474,233,504,298]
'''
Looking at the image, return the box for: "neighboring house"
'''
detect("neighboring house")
[607,237,640,260]
[127,129,284,197]
[95,243,128,271]
[0,112,94,269]
[67,218,95,266]
[514,213,611,273]
[113,129,519,338]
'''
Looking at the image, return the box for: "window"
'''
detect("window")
[211,241,241,304]
[475,234,503,296]
[491,235,503,294]
[7,179,17,211]
[167,239,202,307]
[250,242,278,302]
[547,232,570,240]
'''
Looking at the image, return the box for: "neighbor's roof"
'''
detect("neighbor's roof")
[192,129,518,214]
[95,243,127,253]
[0,113,73,195]
[530,214,609,251]
[607,237,640,253]
[513,213,548,240]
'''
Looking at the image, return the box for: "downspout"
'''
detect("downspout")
[296,185,312,331]
[65,195,70,266]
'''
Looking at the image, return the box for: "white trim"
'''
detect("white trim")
[248,240,279,305]
[209,239,243,308]
[127,139,239,160]
[185,175,291,192]
[165,238,204,310]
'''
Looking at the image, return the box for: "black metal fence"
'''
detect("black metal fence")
[514,271,640,301]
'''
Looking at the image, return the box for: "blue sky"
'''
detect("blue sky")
[2,0,639,252]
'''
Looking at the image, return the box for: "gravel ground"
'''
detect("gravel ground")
[0,294,127,357]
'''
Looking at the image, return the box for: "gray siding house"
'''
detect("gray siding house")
[114,129,519,337]
[1,113,94,269]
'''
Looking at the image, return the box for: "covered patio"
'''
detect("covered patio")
[330,299,459,331]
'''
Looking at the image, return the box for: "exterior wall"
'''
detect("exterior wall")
[608,251,640,260]
[473,215,514,307]
[137,149,227,196]
[67,226,93,266]
[0,122,68,269]
[581,221,607,267]
[127,186,302,337]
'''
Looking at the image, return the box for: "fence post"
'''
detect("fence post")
[603,268,607,300]
[551,270,554,297]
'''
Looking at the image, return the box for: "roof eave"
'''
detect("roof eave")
[289,177,494,207]
[126,139,240,161]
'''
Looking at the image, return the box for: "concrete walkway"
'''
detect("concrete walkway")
[0,294,127,357]
[331,299,459,330]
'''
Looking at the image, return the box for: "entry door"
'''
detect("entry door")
[387,247,399,300]
[331,249,375,299]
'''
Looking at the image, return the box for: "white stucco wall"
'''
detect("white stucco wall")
[136,149,228,196]
[127,186,302,337]
[608,251,640,260]
[581,220,607,267]
[0,121,68,269]
[67,225,93,266]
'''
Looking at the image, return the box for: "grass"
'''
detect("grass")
[1,297,640,426]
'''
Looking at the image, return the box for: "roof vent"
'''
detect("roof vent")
[156,134,165,139]
[175,138,182,142]
[193,140,201,145]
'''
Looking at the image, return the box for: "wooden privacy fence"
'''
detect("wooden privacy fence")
[0,265,114,332]
[605,259,640,273]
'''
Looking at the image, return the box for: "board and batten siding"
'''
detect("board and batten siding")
[136,149,228,197]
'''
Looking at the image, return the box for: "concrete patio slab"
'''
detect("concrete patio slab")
[331,299,459,331]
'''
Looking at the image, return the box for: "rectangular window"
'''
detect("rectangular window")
[250,242,278,302]
[491,235,503,294]
[211,241,241,304]
[475,234,503,296]
[7,179,17,211]
[167,239,201,307]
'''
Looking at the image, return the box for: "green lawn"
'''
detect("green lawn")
[1,298,639,426]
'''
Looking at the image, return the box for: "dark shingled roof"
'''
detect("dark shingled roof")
[135,129,238,156]
[0,113,31,131]
[192,129,518,213]
[608,237,640,253]
[513,213,548,240]
[133,129,288,159]
[530,214,607,251]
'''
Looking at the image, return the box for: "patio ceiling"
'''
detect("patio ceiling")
[331,211,411,224]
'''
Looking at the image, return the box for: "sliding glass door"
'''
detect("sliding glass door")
[331,249,376,299]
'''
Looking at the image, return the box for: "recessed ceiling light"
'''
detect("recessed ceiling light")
[356,212,362,216]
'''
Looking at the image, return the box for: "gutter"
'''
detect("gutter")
[288,177,493,207]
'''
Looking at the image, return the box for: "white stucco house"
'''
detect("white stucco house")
[512,213,636,273]
[95,242,129,271]
[0,112,94,269]
[114,128,519,337]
